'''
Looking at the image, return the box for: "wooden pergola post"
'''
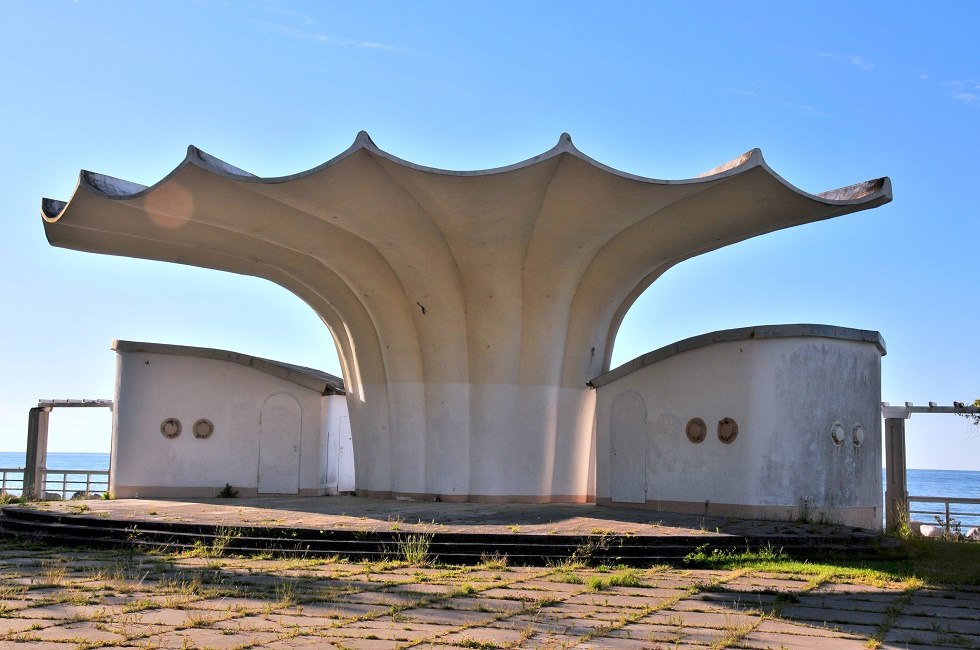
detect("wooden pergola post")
[881,402,980,532]
[24,406,50,499]
[883,415,908,531]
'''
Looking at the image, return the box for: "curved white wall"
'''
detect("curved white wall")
[593,325,885,529]
[111,343,349,498]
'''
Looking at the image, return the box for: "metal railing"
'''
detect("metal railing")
[0,468,25,496]
[909,495,980,532]
[39,469,110,500]
[1,468,110,500]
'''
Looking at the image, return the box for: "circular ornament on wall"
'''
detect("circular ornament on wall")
[852,424,865,447]
[831,421,846,446]
[685,417,707,443]
[193,418,215,439]
[717,417,739,444]
[160,418,181,439]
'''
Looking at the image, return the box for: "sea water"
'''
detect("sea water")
[0,451,110,471]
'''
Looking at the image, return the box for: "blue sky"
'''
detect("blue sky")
[1,1,978,469]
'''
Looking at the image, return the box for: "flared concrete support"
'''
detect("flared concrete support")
[41,134,891,501]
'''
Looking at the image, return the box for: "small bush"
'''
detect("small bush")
[217,483,239,498]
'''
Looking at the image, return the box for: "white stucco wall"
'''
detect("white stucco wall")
[111,343,347,498]
[593,325,885,529]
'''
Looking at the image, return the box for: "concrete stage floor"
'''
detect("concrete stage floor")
[12,494,880,545]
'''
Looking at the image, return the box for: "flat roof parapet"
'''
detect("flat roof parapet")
[590,324,886,389]
[37,399,113,408]
[112,340,345,395]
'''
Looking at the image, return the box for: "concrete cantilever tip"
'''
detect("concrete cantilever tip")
[353,130,377,148]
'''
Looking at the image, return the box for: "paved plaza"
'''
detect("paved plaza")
[1,538,979,649]
[1,498,977,648]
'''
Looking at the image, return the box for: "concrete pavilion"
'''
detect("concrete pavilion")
[41,133,891,508]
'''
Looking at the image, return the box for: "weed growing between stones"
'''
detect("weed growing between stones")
[395,532,433,565]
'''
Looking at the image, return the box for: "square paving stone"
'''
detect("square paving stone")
[794,594,896,613]
[384,583,456,595]
[535,602,624,617]
[262,636,347,648]
[754,617,866,638]
[0,618,57,635]
[890,614,980,635]
[565,592,663,608]
[495,614,585,635]
[129,607,228,627]
[672,594,771,613]
[276,602,389,619]
[343,590,429,606]
[725,576,809,592]
[572,636,673,649]
[140,628,283,649]
[884,626,980,648]
[14,602,121,620]
[809,582,902,594]
[480,587,554,601]
[0,600,29,613]
[92,621,172,639]
[440,626,528,646]
[439,596,527,612]
[316,636,402,648]
[511,579,587,592]
[778,604,885,627]
[181,595,273,612]
[903,602,980,620]
[739,629,872,649]
[608,586,688,600]
[641,608,761,630]
[212,614,284,632]
[914,589,980,604]
[391,607,497,626]
[30,621,129,643]
[519,631,580,647]
[606,622,685,643]
[0,642,84,650]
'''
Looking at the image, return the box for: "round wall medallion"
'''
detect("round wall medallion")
[685,417,707,443]
[160,418,181,439]
[717,417,739,444]
[192,418,215,439]
[852,424,865,447]
[831,421,846,446]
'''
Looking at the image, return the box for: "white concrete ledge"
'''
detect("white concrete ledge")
[591,324,886,389]
[112,340,344,395]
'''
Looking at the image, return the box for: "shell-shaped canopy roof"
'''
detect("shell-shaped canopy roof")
[39,131,892,391]
[39,132,892,499]
[41,131,891,219]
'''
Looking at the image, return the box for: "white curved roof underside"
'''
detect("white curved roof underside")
[41,132,892,391]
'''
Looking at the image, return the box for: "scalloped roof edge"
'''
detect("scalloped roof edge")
[41,132,892,220]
